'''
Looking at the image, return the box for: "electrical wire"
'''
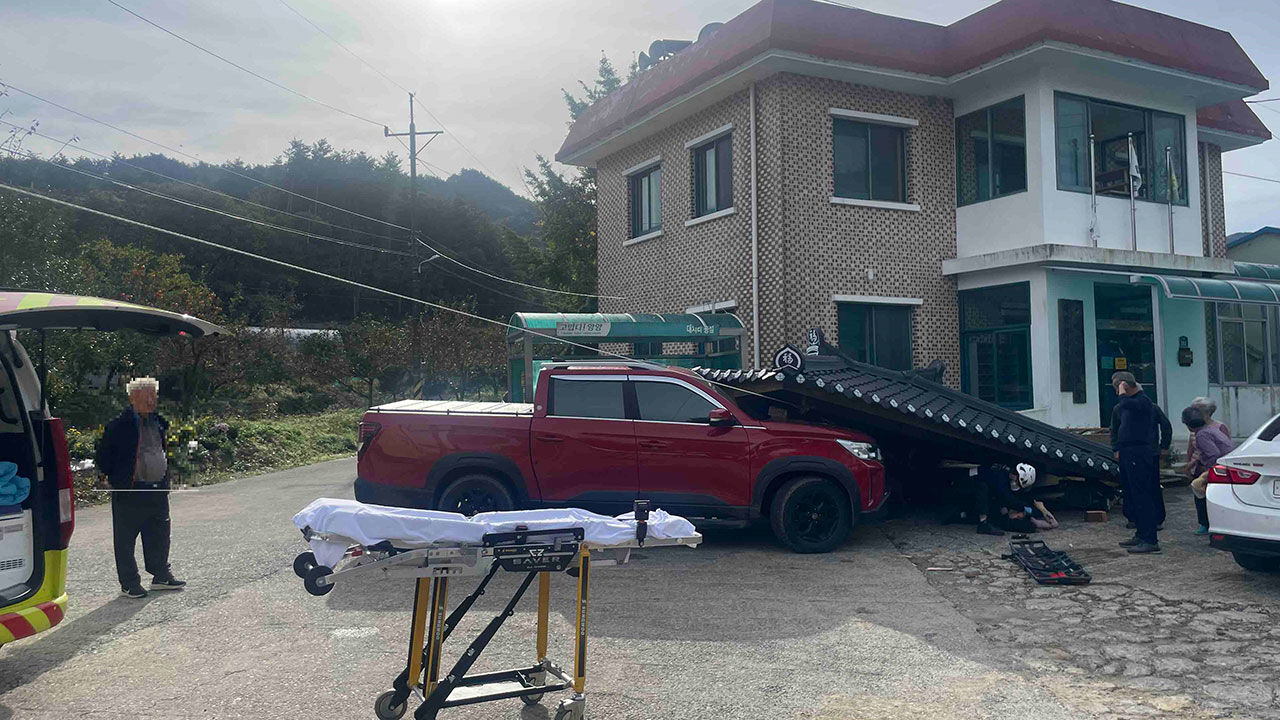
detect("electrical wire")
[1245,98,1280,104]
[0,117,420,247]
[0,179,772,400]
[1223,170,1280,185]
[1,80,622,299]
[0,144,415,258]
[275,0,413,96]
[106,0,386,128]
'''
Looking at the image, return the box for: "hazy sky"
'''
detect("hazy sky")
[2,0,1277,232]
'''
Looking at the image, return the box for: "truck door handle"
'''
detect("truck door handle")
[637,440,667,449]
[534,434,564,443]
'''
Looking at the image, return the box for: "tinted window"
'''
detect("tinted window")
[635,381,717,423]
[834,118,904,202]
[549,379,626,419]
[693,134,732,217]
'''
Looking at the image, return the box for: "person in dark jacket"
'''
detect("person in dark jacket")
[95,377,186,598]
[943,463,1037,536]
[1110,392,1172,532]
[1109,372,1164,554]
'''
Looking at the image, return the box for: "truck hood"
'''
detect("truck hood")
[753,418,877,445]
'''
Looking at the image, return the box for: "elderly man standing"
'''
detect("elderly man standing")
[1110,371,1166,554]
[96,377,186,598]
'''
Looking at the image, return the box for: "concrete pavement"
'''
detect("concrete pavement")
[0,458,1144,719]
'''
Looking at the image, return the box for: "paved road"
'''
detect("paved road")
[0,459,1265,719]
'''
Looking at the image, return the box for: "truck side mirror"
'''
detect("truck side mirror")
[708,408,735,426]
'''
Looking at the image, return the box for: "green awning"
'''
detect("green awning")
[508,312,744,342]
[1233,261,1280,281]
[1134,274,1280,305]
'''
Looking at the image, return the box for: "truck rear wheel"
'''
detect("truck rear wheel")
[437,473,514,516]
[770,476,853,554]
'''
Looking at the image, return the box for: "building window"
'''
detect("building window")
[956,96,1026,206]
[837,303,912,370]
[1054,92,1187,206]
[833,119,906,203]
[629,164,661,237]
[959,283,1032,410]
[1215,303,1270,384]
[692,133,731,217]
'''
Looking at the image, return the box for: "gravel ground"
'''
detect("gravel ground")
[884,484,1280,720]
[1,461,1274,719]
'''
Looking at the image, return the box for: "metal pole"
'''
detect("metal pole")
[749,82,760,368]
[1129,132,1137,251]
[1165,145,1175,254]
[1088,133,1097,247]
[408,93,416,244]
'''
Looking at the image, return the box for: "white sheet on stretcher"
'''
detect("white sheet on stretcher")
[294,498,698,568]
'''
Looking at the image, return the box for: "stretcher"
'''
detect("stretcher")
[292,498,700,720]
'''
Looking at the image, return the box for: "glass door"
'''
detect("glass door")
[1094,284,1157,425]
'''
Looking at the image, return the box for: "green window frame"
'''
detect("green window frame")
[959,282,1033,410]
[837,302,913,370]
[628,164,661,238]
[692,134,732,217]
[833,119,906,203]
[955,96,1026,206]
[1053,92,1188,206]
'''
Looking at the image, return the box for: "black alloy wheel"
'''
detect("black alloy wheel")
[770,475,854,554]
[436,473,514,516]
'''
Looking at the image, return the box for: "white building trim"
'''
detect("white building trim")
[685,207,736,227]
[828,108,919,127]
[623,229,663,246]
[831,294,923,306]
[622,155,662,177]
[686,300,738,314]
[684,123,734,149]
[829,197,921,212]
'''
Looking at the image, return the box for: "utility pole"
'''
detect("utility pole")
[384,93,442,397]
[384,92,443,250]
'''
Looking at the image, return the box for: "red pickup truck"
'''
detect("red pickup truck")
[354,363,886,552]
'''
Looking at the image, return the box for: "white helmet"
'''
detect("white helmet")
[1013,463,1036,490]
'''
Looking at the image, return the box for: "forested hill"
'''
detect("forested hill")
[0,138,575,324]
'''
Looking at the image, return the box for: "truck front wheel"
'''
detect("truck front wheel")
[770,476,853,554]
[437,473,514,516]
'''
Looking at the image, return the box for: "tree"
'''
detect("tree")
[507,53,630,312]
[299,317,410,407]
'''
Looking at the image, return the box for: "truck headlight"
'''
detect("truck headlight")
[837,439,880,462]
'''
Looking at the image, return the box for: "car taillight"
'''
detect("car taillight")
[1208,464,1260,485]
[47,417,75,548]
[357,421,381,457]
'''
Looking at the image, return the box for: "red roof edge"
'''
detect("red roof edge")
[1198,100,1272,141]
[557,0,1269,163]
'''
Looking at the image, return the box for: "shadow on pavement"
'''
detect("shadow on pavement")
[0,596,154,695]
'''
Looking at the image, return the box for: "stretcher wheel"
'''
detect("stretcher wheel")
[293,551,316,578]
[520,692,544,706]
[553,701,582,720]
[374,690,407,720]
[303,565,334,596]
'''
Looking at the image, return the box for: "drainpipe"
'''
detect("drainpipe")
[750,81,761,368]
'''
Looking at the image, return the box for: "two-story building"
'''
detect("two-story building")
[555,0,1272,437]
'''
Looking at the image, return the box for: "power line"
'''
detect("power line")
[0,179,771,400]
[1245,98,1280,104]
[414,238,602,300]
[275,0,413,96]
[1,80,619,299]
[1224,170,1280,185]
[0,143,415,258]
[0,117,421,248]
[106,0,385,128]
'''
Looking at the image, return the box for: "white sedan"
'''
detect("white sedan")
[1208,414,1280,572]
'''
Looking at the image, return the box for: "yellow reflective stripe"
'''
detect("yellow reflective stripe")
[14,293,54,310]
[24,606,53,633]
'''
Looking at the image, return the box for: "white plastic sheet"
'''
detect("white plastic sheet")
[293,498,698,568]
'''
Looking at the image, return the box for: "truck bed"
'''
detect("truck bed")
[371,400,534,416]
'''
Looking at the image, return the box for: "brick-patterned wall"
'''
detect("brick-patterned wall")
[1199,142,1227,258]
[596,90,755,349]
[595,74,959,386]
[773,74,959,386]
